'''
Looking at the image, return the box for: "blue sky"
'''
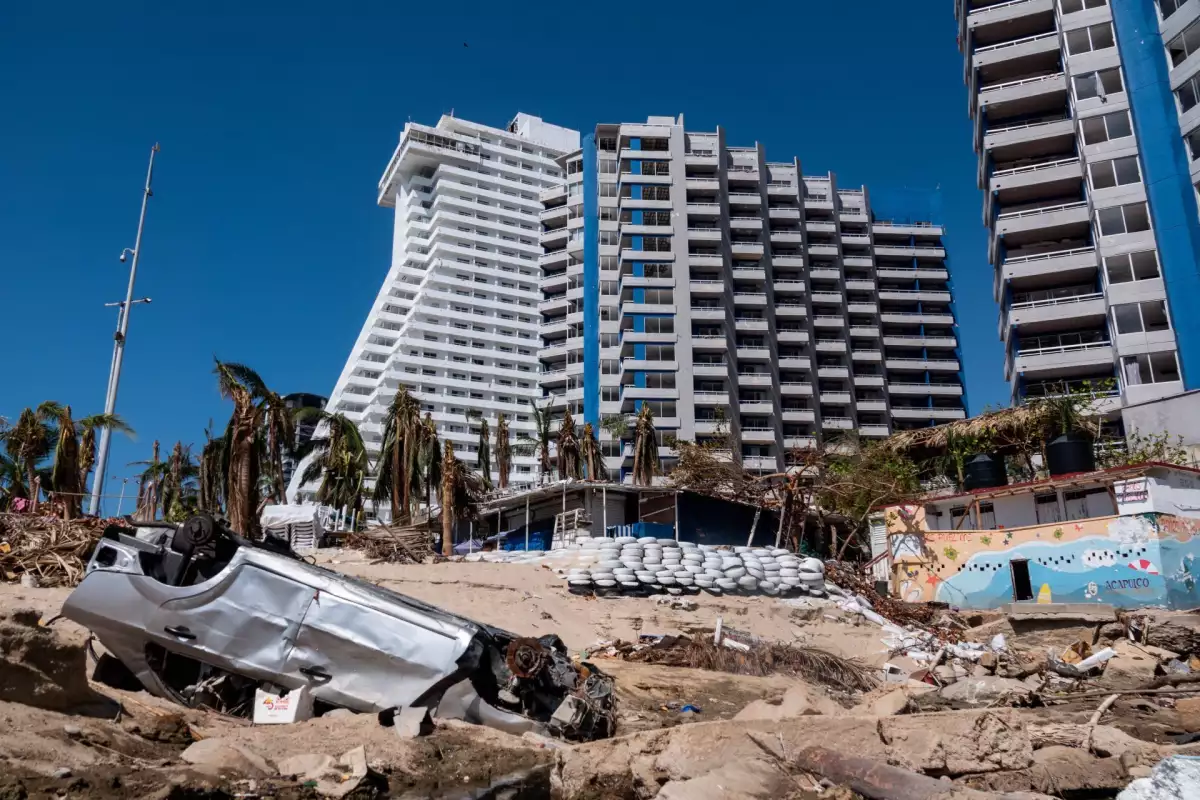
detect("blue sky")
[1,1,1006,512]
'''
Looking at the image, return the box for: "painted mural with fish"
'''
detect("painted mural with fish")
[886,509,1200,611]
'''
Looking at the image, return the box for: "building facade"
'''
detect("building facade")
[281,392,327,488]
[324,114,579,512]
[956,0,1200,413]
[876,462,1200,610]
[539,115,966,480]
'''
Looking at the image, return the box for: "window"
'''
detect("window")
[1105,250,1161,284]
[978,502,997,530]
[641,186,671,201]
[1035,493,1062,524]
[643,372,676,389]
[643,263,672,278]
[600,333,619,347]
[1168,18,1200,66]
[1187,128,1200,161]
[644,316,675,334]
[599,182,618,197]
[640,400,677,417]
[1113,300,1171,334]
[1122,351,1181,385]
[1089,156,1141,189]
[642,289,673,305]
[1061,0,1107,12]
[1066,22,1115,56]
[1159,0,1185,20]
[1097,202,1151,236]
[644,344,676,361]
[1081,111,1133,146]
[1178,73,1200,112]
[600,280,618,296]
[640,236,672,252]
[640,210,671,226]
[950,507,972,529]
[640,160,670,176]
[601,386,620,402]
[1073,68,1123,101]
[601,358,619,375]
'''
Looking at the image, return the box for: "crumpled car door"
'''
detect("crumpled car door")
[284,589,473,711]
[150,562,317,683]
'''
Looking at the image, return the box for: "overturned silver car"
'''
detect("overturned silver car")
[64,514,615,740]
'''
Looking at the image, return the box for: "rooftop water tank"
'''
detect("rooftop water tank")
[1046,432,1095,477]
[963,453,1008,491]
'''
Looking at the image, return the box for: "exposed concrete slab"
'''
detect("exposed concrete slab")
[1000,603,1115,623]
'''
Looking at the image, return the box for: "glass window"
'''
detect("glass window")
[1066,22,1115,56]
[1160,0,1185,18]
[1061,0,1107,12]
[1105,250,1161,284]
[1074,68,1124,101]
[1167,18,1200,66]
[1090,156,1141,189]
[1123,351,1182,385]
[1113,300,1171,334]
[1097,202,1152,236]
[1178,74,1200,112]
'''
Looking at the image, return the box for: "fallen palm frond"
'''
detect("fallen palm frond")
[615,633,876,693]
[0,512,115,587]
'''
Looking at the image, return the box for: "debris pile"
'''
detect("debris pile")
[343,525,433,564]
[472,536,831,597]
[585,629,876,693]
[0,513,113,587]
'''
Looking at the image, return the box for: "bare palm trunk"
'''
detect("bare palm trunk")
[441,442,455,557]
[391,438,402,522]
[25,459,38,512]
[272,435,286,503]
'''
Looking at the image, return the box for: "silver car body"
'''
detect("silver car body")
[64,534,492,712]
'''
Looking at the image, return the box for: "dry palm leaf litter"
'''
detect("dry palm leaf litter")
[603,632,877,693]
[0,513,112,587]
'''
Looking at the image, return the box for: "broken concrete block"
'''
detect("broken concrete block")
[865,689,910,717]
[394,706,433,739]
[939,677,1032,706]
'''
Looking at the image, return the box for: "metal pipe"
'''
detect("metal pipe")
[89,144,159,516]
[524,493,530,551]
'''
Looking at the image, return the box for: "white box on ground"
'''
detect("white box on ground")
[253,686,314,724]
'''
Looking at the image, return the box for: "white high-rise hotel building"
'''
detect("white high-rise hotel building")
[324,113,579,515]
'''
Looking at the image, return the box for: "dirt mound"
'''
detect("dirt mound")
[0,608,103,713]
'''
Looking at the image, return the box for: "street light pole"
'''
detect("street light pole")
[89,144,160,516]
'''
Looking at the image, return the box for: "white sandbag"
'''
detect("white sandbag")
[737,575,759,590]
[658,575,677,586]
[594,579,617,587]
[716,578,738,591]
[724,566,747,579]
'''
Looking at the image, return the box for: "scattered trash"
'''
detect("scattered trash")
[680,704,702,713]
[393,706,433,739]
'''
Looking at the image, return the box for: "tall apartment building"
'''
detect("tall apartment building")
[955,0,1200,413]
[324,113,579,516]
[538,115,966,479]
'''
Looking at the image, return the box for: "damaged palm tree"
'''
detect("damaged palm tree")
[475,414,493,491]
[520,397,555,485]
[495,414,512,491]
[296,409,370,528]
[581,422,605,481]
[375,386,421,522]
[198,421,225,513]
[216,362,264,536]
[556,409,581,480]
[1,405,57,512]
[439,440,484,556]
[631,405,660,486]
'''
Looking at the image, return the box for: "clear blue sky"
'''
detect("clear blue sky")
[0,0,1007,512]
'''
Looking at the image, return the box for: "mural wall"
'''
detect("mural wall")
[885,506,1200,610]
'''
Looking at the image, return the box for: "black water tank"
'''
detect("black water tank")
[963,453,1008,491]
[1046,433,1095,477]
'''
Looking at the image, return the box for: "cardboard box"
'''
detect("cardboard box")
[253,686,314,725]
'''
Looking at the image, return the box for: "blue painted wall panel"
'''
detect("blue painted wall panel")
[1112,0,1200,388]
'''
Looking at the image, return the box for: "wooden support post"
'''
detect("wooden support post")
[602,485,607,537]
[524,493,530,551]
[747,506,761,547]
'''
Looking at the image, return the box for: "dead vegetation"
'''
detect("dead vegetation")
[343,523,434,564]
[598,633,877,694]
[0,512,112,587]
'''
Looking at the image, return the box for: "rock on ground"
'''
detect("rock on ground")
[180,738,274,778]
[0,609,105,713]
[553,710,1034,798]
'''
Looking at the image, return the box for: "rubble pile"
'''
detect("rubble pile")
[0,513,114,587]
[470,536,831,597]
[342,526,432,564]
[587,631,876,693]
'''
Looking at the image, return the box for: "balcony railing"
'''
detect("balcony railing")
[996,200,1087,220]
[979,72,1064,96]
[1010,291,1102,310]
[974,29,1059,54]
[1004,245,1094,265]
[1017,339,1111,357]
[992,156,1079,179]
[986,113,1072,137]
[969,0,1039,17]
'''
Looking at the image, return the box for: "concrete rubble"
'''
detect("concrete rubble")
[7,541,1200,798]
